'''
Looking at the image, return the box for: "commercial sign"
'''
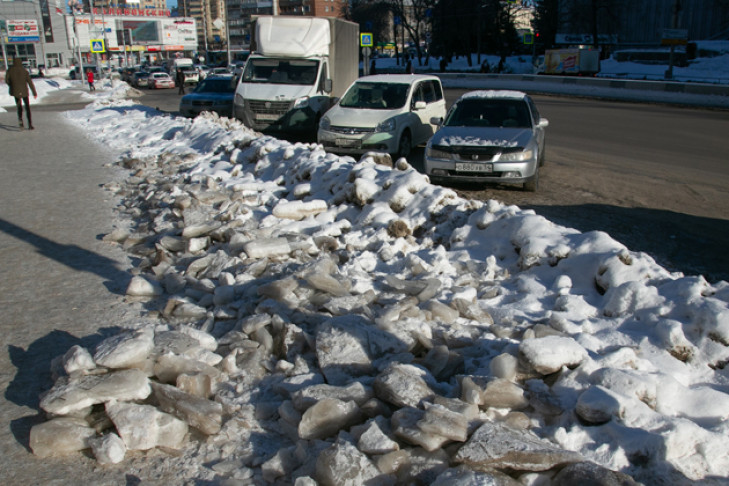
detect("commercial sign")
[555,33,618,45]
[662,29,688,45]
[7,20,40,43]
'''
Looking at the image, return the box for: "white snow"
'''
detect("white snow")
[3,53,729,484]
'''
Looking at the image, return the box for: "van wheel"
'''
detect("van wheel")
[395,130,412,160]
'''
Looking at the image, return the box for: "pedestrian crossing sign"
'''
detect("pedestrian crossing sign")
[90,39,105,53]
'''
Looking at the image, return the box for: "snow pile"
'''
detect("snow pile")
[28,92,729,484]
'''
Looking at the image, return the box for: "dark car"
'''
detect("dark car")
[132,71,150,88]
[179,75,236,118]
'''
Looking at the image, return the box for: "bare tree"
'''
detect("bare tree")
[384,0,437,65]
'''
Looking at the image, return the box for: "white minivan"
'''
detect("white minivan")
[317,74,446,159]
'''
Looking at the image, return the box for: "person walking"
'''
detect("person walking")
[6,58,37,130]
[86,69,95,91]
[176,69,185,94]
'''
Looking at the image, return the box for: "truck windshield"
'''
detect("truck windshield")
[339,82,410,110]
[241,58,320,85]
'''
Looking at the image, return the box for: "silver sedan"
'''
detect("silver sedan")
[424,90,548,192]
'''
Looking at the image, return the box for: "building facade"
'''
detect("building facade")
[558,0,729,47]
[1,0,195,70]
[178,0,227,63]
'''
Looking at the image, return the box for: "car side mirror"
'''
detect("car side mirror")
[538,118,549,128]
[323,78,332,94]
[430,116,443,126]
[413,101,426,111]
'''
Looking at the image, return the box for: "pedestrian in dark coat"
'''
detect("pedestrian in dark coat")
[177,69,185,94]
[6,58,37,130]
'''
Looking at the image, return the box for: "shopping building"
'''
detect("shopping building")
[1,0,196,70]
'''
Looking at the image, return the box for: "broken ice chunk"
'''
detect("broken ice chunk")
[89,433,126,465]
[272,199,328,221]
[291,382,374,412]
[153,353,222,385]
[489,353,519,381]
[126,275,163,297]
[29,417,96,458]
[93,327,155,369]
[62,345,96,375]
[374,363,435,408]
[455,421,583,472]
[298,398,362,440]
[428,301,459,324]
[391,407,451,452]
[151,382,223,435]
[417,403,468,442]
[106,401,188,451]
[316,436,393,486]
[519,336,588,375]
[243,238,291,259]
[40,369,151,416]
[357,417,400,454]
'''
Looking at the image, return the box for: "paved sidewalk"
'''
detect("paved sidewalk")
[0,107,141,482]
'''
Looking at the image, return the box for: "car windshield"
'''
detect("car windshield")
[338,82,410,110]
[241,58,319,85]
[444,98,532,128]
[194,78,235,93]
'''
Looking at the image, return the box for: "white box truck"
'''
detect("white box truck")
[232,16,359,134]
[170,58,198,85]
[543,48,600,75]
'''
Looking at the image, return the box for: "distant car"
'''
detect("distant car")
[317,74,447,159]
[132,71,150,88]
[424,90,549,192]
[179,75,236,118]
[148,72,175,89]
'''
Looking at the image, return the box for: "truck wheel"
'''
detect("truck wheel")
[395,130,412,160]
[523,167,539,192]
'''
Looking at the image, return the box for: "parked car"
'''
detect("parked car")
[132,71,150,88]
[317,74,446,159]
[148,72,175,89]
[423,90,549,192]
[179,75,236,118]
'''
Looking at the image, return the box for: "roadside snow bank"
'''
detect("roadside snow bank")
[35,90,729,484]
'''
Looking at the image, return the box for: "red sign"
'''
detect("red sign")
[92,8,171,17]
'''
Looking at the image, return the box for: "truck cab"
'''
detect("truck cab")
[234,55,332,133]
[232,16,358,135]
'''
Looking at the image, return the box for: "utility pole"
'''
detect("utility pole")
[665,0,681,80]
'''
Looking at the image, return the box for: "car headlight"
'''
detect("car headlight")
[235,93,244,106]
[498,146,535,162]
[293,96,310,109]
[425,146,452,160]
[319,116,331,131]
[376,117,396,133]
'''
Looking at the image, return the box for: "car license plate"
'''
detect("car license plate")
[256,113,279,121]
[456,162,493,173]
[335,138,361,148]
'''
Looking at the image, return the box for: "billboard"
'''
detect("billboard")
[7,20,40,43]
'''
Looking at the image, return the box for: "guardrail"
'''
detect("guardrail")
[436,72,729,109]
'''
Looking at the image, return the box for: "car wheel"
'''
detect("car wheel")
[395,130,412,160]
[523,167,539,192]
[539,143,546,167]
